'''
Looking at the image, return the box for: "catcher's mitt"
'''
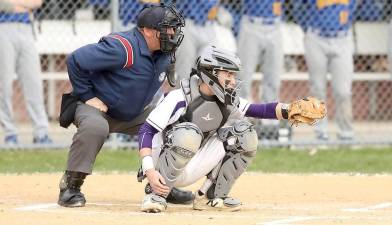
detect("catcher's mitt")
[288,97,326,126]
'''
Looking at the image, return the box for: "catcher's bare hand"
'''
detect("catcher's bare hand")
[288,97,326,126]
[85,97,108,113]
[145,169,170,196]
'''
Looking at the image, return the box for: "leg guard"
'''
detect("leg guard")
[207,120,258,198]
[156,122,203,187]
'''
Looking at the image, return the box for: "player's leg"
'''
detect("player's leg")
[141,122,203,213]
[0,23,18,143]
[16,24,50,142]
[329,35,354,140]
[108,108,194,206]
[58,102,110,207]
[304,32,329,140]
[260,27,284,139]
[193,120,258,211]
[174,20,198,85]
[261,27,283,103]
[388,19,392,78]
[237,17,263,99]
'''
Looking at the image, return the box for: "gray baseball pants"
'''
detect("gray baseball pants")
[237,16,283,103]
[175,19,216,85]
[67,102,153,174]
[305,30,354,139]
[0,23,49,138]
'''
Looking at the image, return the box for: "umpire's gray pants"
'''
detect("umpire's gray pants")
[67,102,153,174]
[305,31,354,139]
[0,23,49,137]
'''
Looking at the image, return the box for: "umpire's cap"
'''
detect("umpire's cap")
[137,3,185,29]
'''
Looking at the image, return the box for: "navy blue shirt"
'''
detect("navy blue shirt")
[0,12,30,23]
[67,28,170,121]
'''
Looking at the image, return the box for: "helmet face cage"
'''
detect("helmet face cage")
[157,4,185,53]
[197,46,242,106]
[211,68,242,106]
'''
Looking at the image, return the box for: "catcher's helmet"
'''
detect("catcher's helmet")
[137,4,185,53]
[196,46,242,106]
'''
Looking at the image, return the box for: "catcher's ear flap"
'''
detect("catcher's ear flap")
[59,93,79,128]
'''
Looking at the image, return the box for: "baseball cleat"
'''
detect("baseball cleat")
[141,193,167,213]
[193,192,241,212]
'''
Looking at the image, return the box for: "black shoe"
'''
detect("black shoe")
[58,188,86,207]
[166,187,195,205]
[145,183,194,205]
[57,171,87,207]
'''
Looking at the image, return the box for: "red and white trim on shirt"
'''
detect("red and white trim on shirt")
[108,34,134,68]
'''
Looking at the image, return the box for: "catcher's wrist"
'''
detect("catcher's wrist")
[142,155,154,174]
[276,103,289,120]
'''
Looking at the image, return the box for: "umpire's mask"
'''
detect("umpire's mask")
[137,3,185,53]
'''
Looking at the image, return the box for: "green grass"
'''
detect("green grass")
[249,148,392,173]
[0,148,392,174]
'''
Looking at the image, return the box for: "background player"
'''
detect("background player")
[174,0,219,85]
[237,0,284,140]
[294,0,356,141]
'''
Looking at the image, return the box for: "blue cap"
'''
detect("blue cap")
[137,4,184,29]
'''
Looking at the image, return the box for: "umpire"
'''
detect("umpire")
[58,4,190,207]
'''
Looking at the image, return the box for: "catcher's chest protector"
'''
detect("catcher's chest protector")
[180,76,230,134]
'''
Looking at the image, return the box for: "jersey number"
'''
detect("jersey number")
[273,2,282,16]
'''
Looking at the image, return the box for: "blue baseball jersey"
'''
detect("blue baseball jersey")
[0,12,30,23]
[176,0,218,25]
[67,28,171,121]
[294,0,356,36]
[89,0,160,26]
[242,0,283,19]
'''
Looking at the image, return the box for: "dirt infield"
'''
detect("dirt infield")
[1,173,392,225]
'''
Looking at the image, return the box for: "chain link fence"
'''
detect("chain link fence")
[1,0,391,148]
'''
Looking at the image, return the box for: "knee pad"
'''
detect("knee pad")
[217,120,258,156]
[157,122,203,186]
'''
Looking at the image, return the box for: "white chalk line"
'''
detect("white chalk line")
[257,216,320,225]
[342,202,392,212]
[14,201,392,223]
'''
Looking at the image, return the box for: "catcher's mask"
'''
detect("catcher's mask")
[195,46,242,106]
[137,3,185,53]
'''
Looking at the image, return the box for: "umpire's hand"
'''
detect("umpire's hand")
[145,169,170,196]
[85,97,108,113]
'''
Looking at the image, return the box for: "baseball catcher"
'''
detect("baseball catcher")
[137,46,326,213]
